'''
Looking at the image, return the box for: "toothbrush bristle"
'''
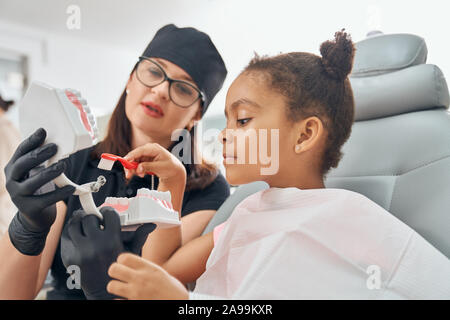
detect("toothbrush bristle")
[98,158,115,170]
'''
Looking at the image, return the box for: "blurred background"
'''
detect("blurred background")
[1,1,449,298]
[0,0,449,150]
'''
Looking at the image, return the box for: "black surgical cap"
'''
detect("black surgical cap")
[142,24,227,114]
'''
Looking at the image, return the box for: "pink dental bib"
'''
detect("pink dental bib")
[194,187,450,299]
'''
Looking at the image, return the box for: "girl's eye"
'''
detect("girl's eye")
[237,118,251,126]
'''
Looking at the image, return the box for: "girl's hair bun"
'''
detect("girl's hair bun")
[320,29,355,81]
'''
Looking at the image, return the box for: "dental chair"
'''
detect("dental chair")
[202,33,450,261]
[325,33,450,259]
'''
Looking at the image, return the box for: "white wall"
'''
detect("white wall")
[183,0,450,118]
[0,19,136,127]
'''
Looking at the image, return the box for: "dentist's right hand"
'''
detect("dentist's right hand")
[5,128,75,256]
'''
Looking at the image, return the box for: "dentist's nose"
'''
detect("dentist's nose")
[149,80,170,102]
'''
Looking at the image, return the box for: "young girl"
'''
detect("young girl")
[70,30,450,299]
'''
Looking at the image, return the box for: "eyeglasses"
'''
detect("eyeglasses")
[135,57,204,108]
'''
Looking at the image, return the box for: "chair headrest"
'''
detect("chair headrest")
[350,64,449,121]
[349,33,449,121]
[351,33,428,77]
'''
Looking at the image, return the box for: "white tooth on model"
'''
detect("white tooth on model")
[118,198,129,206]
[152,190,171,202]
[88,116,97,129]
[137,188,151,196]
[69,89,82,97]
[105,197,117,205]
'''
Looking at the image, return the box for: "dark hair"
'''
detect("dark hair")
[92,67,218,191]
[242,30,356,175]
[0,95,14,112]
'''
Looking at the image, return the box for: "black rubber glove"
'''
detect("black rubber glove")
[5,128,75,255]
[60,207,156,300]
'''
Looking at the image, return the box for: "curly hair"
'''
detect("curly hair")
[242,30,356,175]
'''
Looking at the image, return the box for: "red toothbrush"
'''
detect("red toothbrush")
[98,153,155,175]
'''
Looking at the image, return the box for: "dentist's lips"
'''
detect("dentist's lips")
[140,101,164,118]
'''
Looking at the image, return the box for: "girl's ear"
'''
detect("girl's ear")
[293,116,325,154]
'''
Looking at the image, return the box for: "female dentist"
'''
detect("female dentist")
[0,24,229,299]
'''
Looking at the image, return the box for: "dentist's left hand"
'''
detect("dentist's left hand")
[60,207,156,300]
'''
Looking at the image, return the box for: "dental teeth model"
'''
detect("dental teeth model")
[100,188,181,230]
[97,154,179,230]
[19,81,104,219]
